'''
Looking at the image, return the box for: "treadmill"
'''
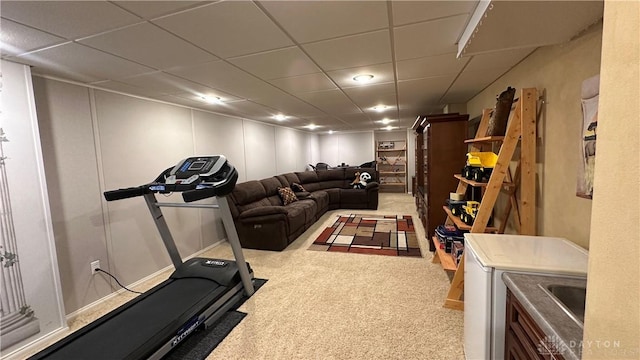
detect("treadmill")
[30,155,255,360]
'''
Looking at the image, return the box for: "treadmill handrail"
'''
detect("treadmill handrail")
[104,185,149,201]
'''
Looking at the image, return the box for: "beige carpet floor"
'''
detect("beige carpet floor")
[20,193,465,360]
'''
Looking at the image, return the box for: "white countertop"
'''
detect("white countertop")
[464,233,589,275]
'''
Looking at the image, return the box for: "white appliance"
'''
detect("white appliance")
[463,234,588,360]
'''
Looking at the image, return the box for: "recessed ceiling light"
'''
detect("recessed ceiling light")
[273,114,287,121]
[384,125,395,131]
[375,118,395,125]
[306,124,318,130]
[328,130,334,134]
[353,74,374,82]
[372,105,389,112]
[200,95,223,104]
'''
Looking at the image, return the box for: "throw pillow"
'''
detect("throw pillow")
[277,187,298,205]
[291,182,307,192]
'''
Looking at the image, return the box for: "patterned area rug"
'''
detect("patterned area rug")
[309,214,421,257]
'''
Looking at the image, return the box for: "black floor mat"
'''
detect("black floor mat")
[163,278,267,360]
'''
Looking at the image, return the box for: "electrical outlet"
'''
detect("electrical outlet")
[90,260,100,275]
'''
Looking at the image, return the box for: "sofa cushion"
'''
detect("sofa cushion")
[281,173,301,186]
[287,199,317,227]
[285,202,307,233]
[231,180,266,205]
[291,182,306,192]
[316,169,347,189]
[277,187,298,205]
[260,177,283,197]
[296,171,319,184]
[309,191,329,213]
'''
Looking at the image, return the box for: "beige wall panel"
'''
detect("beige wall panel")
[318,132,375,168]
[293,130,310,172]
[466,23,603,248]
[33,77,111,314]
[94,91,197,284]
[275,127,310,174]
[338,132,375,167]
[318,134,339,166]
[242,120,277,181]
[275,127,297,174]
[583,1,639,357]
[308,133,320,167]
[192,110,246,248]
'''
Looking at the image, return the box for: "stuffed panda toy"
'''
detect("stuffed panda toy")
[353,172,372,189]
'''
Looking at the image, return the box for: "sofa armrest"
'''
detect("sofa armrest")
[365,181,379,191]
[238,206,288,219]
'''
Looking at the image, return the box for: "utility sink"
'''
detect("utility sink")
[540,284,587,325]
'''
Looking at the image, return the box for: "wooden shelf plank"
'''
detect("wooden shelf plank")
[431,236,457,271]
[442,205,498,232]
[444,299,464,311]
[454,174,515,190]
[380,171,406,175]
[464,136,505,143]
[380,183,406,186]
[377,149,406,152]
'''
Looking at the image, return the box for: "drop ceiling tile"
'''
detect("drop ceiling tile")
[166,60,279,100]
[78,22,217,70]
[222,100,282,119]
[443,67,508,103]
[117,72,240,101]
[0,1,141,39]
[90,79,167,98]
[326,63,394,89]
[394,14,469,61]
[153,94,209,109]
[16,42,155,83]
[392,1,477,26]
[251,91,325,118]
[464,47,536,72]
[153,1,292,58]
[335,112,371,125]
[399,105,444,122]
[269,73,336,94]
[396,52,469,80]
[228,47,320,80]
[0,18,66,57]
[342,83,398,113]
[113,1,207,19]
[259,1,388,43]
[296,89,361,115]
[171,92,243,108]
[397,75,456,109]
[299,116,343,130]
[302,30,391,71]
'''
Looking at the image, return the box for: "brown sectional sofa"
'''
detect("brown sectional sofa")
[227,167,379,251]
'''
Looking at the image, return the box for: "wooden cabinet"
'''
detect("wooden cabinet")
[506,289,565,360]
[412,113,469,251]
[376,139,407,192]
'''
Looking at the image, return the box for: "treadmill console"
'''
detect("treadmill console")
[165,156,225,185]
[105,155,239,202]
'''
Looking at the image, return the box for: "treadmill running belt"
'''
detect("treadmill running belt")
[42,278,225,360]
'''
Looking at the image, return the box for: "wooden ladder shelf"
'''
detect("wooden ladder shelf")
[435,88,538,311]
